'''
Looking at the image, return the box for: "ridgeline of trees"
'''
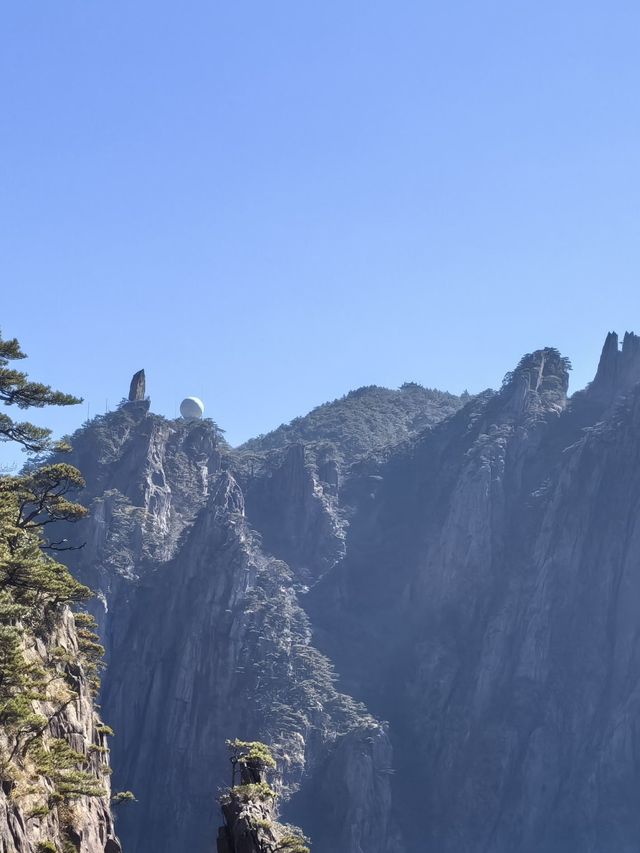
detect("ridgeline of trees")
[240,383,465,466]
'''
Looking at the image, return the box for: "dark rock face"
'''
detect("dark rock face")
[293,724,403,853]
[216,758,306,853]
[128,369,146,402]
[55,336,640,853]
[217,796,275,853]
[242,443,346,583]
[307,337,640,853]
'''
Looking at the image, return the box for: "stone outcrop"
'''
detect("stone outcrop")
[590,330,640,403]
[217,795,277,853]
[216,747,308,853]
[127,370,146,402]
[0,610,121,853]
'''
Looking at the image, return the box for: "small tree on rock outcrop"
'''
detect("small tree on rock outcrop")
[226,739,277,787]
[217,739,310,853]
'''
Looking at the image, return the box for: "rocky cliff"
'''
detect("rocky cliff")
[307,334,640,852]
[0,331,122,853]
[0,606,121,853]
[55,387,431,853]
[215,741,310,853]
[54,333,640,852]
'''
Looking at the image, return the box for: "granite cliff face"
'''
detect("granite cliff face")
[54,332,640,852]
[0,607,120,853]
[57,387,433,853]
[308,334,640,852]
[0,331,122,853]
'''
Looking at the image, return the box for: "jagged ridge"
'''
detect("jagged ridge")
[52,331,640,853]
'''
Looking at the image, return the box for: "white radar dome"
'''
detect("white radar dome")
[180,397,205,419]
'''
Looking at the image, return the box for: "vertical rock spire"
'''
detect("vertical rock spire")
[591,331,640,402]
[128,369,146,402]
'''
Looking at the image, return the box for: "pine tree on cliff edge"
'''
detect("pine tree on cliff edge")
[0,332,81,454]
[0,328,119,848]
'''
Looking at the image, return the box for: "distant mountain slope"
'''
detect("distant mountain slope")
[52,334,640,853]
[306,334,640,853]
[239,383,466,463]
[54,400,399,853]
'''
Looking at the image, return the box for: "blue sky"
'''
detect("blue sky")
[2,1,640,466]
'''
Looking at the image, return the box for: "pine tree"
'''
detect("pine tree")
[0,332,81,453]
[0,328,105,806]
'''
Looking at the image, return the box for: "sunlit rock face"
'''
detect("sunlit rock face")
[0,608,121,853]
[56,334,640,852]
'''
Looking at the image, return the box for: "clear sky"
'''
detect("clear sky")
[2,1,640,467]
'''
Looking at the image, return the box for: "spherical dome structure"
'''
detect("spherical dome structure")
[180,397,205,420]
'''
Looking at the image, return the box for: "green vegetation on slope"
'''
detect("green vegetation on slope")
[240,383,465,465]
[0,329,113,835]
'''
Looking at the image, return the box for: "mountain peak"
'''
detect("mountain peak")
[591,330,640,401]
[500,347,570,417]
